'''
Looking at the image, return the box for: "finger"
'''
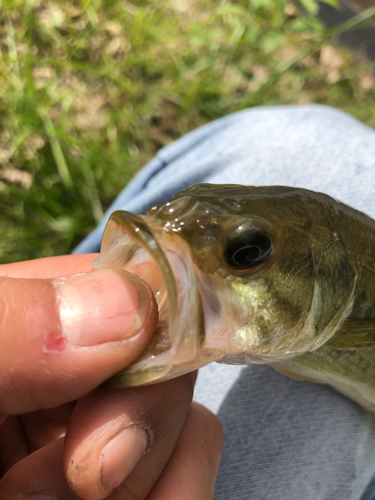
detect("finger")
[0,403,76,476]
[20,403,76,450]
[0,404,76,477]
[0,268,158,415]
[0,404,75,478]
[0,438,80,500]
[0,254,98,279]
[0,416,29,475]
[64,373,196,500]
[0,377,193,500]
[148,402,224,500]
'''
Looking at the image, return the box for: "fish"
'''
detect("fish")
[93,184,375,412]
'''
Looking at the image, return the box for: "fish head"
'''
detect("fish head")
[93,184,356,386]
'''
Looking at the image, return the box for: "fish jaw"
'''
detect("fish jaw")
[93,210,239,387]
[91,210,331,387]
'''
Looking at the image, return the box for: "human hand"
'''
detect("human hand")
[0,255,223,499]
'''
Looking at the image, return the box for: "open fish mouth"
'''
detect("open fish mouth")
[87,183,375,412]
[93,210,206,387]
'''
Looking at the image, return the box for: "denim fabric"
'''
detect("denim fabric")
[75,105,375,500]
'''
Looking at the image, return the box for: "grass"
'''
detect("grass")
[0,0,374,263]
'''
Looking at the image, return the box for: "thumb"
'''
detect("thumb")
[0,269,157,415]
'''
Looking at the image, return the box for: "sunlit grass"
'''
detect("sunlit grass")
[0,0,374,263]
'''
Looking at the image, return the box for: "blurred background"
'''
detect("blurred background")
[0,0,374,263]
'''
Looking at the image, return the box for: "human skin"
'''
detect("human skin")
[0,254,223,500]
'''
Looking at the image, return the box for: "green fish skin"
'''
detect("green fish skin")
[94,184,375,411]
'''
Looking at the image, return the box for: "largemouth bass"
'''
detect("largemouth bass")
[93,184,375,411]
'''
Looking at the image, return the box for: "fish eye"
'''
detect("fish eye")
[224,223,273,274]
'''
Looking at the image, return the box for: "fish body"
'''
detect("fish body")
[93,184,375,411]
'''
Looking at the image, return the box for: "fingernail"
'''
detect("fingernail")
[56,269,153,347]
[101,425,148,491]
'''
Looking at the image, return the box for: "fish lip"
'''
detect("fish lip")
[93,210,204,386]
[97,210,179,331]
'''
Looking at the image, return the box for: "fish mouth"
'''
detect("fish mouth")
[93,210,205,387]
